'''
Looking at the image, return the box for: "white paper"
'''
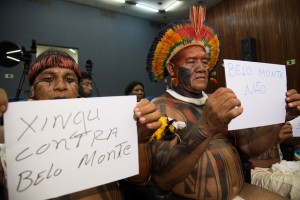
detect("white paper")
[4,96,138,200]
[289,116,300,137]
[223,59,287,130]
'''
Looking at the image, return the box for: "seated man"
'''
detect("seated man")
[250,122,300,200]
[0,50,161,200]
[143,5,300,200]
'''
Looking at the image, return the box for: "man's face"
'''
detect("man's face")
[80,79,93,96]
[31,67,79,100]
[172,45,209,93]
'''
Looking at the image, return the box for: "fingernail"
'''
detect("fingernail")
[139,117,145,123]
[0,105,5,112]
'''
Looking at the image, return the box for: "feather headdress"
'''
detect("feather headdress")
[146,5,220,82]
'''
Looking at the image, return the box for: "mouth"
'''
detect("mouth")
[194,76,207,81]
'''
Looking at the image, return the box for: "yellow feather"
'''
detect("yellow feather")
[149,116,168,142]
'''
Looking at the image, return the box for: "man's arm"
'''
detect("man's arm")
[0,88,8,143]
[235,89,300,157]
[234,125,282,157]
[127,99,161,185]
[0,88,8,197]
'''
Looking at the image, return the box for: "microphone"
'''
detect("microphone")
[31,39,37,54]
[85,59,93,76]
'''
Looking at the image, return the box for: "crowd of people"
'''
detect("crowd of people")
[0,5,300,200]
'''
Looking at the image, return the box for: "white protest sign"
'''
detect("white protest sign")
[223,59,287,130]
[289,116,300,137]
[4,96,138,200]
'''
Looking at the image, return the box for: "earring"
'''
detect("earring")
[171,77,179,87]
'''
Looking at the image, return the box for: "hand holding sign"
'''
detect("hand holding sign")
[223,59,287,130]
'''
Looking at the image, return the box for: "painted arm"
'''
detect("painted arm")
[234,125,282,157]
[128,98,161,185]
[0,88,8,196]
[235,89,300,157]
[0,88,8,143]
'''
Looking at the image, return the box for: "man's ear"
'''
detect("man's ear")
[166,62,176,77]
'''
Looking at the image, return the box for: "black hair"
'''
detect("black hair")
[80,72,92,83]
[124,81,145,97]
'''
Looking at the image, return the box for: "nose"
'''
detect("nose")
[195,61,208,72]
[53,79,68,91]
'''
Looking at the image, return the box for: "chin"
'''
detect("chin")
[192,84,207,92]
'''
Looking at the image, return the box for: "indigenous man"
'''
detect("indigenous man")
[146,5,300,200]
[0,50,161,200]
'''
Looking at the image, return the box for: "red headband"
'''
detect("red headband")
[28,50,81,86]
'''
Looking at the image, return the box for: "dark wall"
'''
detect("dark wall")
[205,0,300,93]
[0,0,165,99]
[1,0,299,99]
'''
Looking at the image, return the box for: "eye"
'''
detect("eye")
[65,77,76,83]
[43,77,54,82]
[202,59,209,65]
[187,59,195,64]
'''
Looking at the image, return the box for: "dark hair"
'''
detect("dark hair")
[124,81,145,97]
[80,72,92,82]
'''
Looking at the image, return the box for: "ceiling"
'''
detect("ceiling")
[65,0,222,24]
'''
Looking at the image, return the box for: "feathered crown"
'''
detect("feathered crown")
[146,6,220,82]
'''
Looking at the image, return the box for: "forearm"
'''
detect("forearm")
[237,124,282,157]
[129,121,156,185]
[127,143,152,185]
[152,125,212,190]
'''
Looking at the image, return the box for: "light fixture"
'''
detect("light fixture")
[6,49,21,54]
[7,56,20,62]
[136,3,159,12]
[165,0,181,12]
[118,1,159,13]
[114,0,125,3]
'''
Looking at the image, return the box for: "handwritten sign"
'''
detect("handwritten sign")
[4,96,138,199]
[223,59,287,130]
[289,116,300,137]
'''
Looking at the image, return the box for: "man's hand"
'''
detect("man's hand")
[0,88,8,143]
[277,122,293,144]
[0,88,8,118]
[199,87,243,137]
[134,98,161,143]
[285,89,300,122]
